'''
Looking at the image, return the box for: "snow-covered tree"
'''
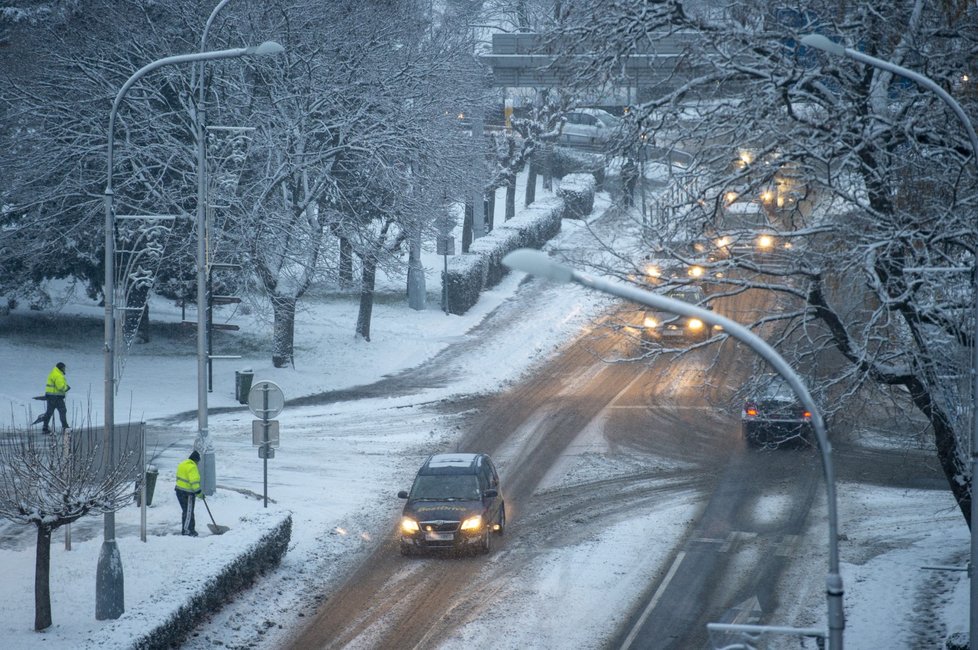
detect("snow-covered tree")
[0,1,263,318]
[0,426,140,631]
[550,0,978,525]
[221,0,479,362]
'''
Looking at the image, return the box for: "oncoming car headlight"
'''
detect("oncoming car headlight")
[401,517,420,534]
[460,515,483,531]
[687,318,705,331]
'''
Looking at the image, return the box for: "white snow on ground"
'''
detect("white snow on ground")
[0,171,970,649]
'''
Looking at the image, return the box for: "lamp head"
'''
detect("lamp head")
[800,34,845,56]
[248,41,285,57]
[502,249,573,283]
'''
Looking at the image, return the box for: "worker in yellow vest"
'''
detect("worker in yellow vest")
[32,362,70,434]
[175,450,202,536]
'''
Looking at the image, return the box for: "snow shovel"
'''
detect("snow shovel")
[201,497,230,535]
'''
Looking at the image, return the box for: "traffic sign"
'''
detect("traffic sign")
[247,380,284,419]
[258,445,275,459]
[252,420,280,447]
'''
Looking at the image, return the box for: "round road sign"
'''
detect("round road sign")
[247,380,285,419]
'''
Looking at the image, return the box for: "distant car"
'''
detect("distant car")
[397,453,506,556]
[741,374,814,447]
[719,199,794,259]
[641,286,717,343]
[642,238,725,285]
[557,108,621,147]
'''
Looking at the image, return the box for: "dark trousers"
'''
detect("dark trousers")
[41,395,68,431]
[175,489,197,535]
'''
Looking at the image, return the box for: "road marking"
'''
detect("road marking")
[619,551,686,650]
[776,534,801,557]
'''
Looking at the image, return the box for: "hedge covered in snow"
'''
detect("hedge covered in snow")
[552,146,605,189]
[443,184,594,315]
[132,514,292,650]
[556,173,596,220]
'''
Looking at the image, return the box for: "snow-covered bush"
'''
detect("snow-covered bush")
[556,173,596,219]
[444,195,570,315]
[131,515,292,650]
[552,146,605,189]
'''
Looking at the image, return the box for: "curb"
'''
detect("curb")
[130,515,292,650]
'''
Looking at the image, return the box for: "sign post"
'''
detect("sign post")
[247,380,284,507]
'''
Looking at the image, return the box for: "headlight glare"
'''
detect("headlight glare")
[401,517,419,533]
[460,515,483,531]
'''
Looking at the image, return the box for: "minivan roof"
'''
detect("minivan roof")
[422,453,482,474]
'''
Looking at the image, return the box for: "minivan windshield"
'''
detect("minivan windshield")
[410,474,481,500]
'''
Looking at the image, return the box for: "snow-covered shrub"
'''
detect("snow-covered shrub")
[552,146,605,189]
[443,251,488,315]
[131,515,292,650]
[443,196,568,315]
[556,173,596,219]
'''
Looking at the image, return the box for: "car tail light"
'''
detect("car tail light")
[744,402,759,418]
[802,410,812,420]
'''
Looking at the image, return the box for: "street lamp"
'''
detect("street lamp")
[801,33,978,650]
[195,0,283,497]
[502,248,845,649]
[99,40,284,621]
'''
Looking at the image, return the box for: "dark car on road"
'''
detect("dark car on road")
[397,453,506,556]
[642,286,717,344]
[741,374,813,447]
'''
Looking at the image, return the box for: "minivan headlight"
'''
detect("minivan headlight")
[401,517,419,533]
[460,515,483,531]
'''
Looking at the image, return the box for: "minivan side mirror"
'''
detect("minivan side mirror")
[397,490,408,499]
[484,489,498,499]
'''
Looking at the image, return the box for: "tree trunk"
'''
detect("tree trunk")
[138,303,149,343]
[541,142,553,191]
[525,159,537,207]
[407,231,426,311]
[34,524,52,631]
[907,378,972,526]
[356,255,377,341]
[270,295,296,368]
[462,200,473,253]
[338,236,353,287]
[506,177,516,220]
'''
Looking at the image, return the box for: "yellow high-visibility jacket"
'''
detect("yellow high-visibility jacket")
[175,459,201,494]
[45,367,68,396]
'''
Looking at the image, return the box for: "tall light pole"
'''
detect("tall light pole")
[99,41,284,621]
[502,248,845,649]
[196,0,237,497]
[801,33,978,650]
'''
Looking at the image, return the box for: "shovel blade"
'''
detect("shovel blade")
[208,524,230,535]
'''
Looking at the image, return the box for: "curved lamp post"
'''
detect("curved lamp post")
[801,33,978,650]
[502,248,844,649]
[99,40,284,621]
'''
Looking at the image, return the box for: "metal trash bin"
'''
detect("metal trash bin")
[235,368,254,404]
[134,465,158,506]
